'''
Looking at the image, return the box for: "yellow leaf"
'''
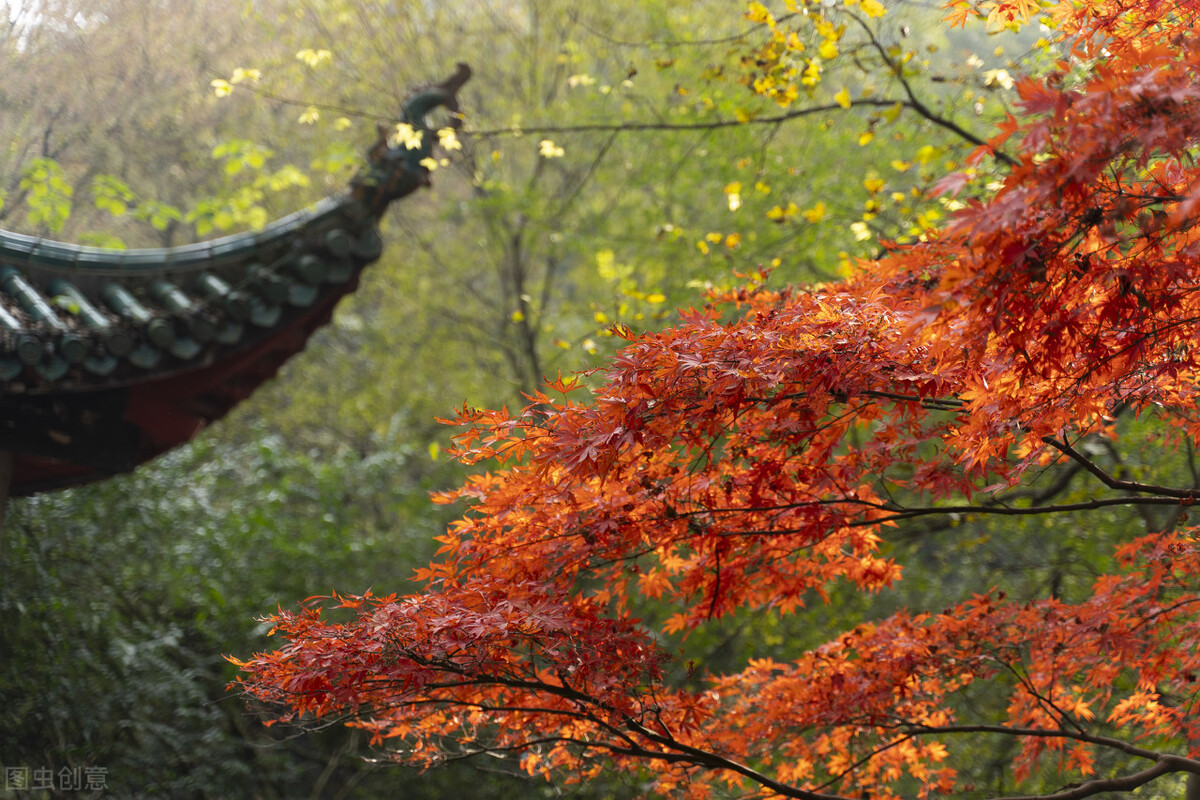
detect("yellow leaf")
[863,177,885,193]
[814,17,840,38]
[706,232,724,242]
[746,1,775,24]
[511,310,526,322]
[230,68,261,85]
[596,249,619,280]
[835,87,852,109]
[295,48,332,68]
[210,79,233,98]
[725,233,741,248]
[819,39,839,60]
[860,0,887,17]
[767,202,800,222]
[393,123,423,150]
[646,292,666,303]
[837,252,855,276]
[984,68,1014,90]
[801,60,822,87]
[917,209,941,230]
[802,202,826,223]
[891,159,912,172]
[697,240,710,254]
[858,131,875,146]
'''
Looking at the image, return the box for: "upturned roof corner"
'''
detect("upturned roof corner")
[0,64,471,495]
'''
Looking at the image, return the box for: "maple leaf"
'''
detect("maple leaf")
[233,3,1200,798]
[942,1,977,27]
[930,171,972,198]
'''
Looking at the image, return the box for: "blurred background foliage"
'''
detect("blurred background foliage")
[0,0,1151,797]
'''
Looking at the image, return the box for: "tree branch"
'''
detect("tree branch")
[463,96,982,141]
[622,717,851,800]
[225,77,1010,161]
[660,494,1189,530]
[1041,436,1199,499]
[992,759,1186,800]
[842,10,1019,168]
[901,722,1198,765]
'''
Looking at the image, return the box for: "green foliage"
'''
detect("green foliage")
[132,198,184,232]
[309,141,363,177]
[19,157,73,234]
[212,139,273,176]
[76,231,127,248]
[91,175,184,233]
[92,174,136,217]
[0,430,574,797]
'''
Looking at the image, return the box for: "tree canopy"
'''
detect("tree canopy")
[233,0,1200,797]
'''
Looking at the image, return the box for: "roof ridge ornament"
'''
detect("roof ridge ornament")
[354,62,472,215]
[0,64,471,495]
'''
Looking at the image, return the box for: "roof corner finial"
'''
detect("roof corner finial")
[353,63,473,215]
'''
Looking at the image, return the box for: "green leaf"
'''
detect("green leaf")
[77,232,127,249]
[19,158,73,233]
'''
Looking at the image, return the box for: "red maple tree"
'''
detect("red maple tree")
[233,1,1200,796]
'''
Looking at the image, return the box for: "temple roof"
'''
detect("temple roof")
[1,63,471,495]
[0,195,378,391]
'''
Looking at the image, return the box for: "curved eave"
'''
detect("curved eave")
[0,195,383,391]
[0,194,386,494]
[5,279,362,495]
